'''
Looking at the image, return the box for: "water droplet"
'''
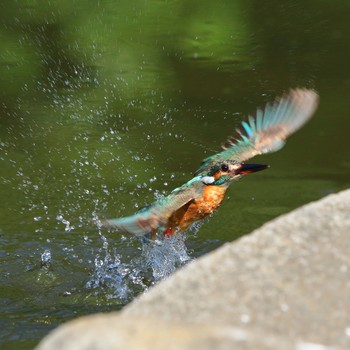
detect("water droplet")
[41,249,51,266]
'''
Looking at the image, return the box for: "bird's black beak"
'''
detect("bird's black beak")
[236,163,269,175]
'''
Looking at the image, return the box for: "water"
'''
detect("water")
[1,1,350,349]
[85,229,194,301]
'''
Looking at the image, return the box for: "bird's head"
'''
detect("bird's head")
[201,160,269,186]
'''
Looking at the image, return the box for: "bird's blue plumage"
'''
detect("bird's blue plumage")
[195,89,318,175]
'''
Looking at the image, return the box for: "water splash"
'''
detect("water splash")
[86,229,193,301]
[85,245,140,301]
[40,249,52,267]
[140,234,191,280]
[56,215,74,232]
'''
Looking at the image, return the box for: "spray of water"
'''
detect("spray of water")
[85,219,203,301]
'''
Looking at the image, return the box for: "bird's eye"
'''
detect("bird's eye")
[221,164,229,172]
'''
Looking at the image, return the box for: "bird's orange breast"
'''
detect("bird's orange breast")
[166,185,227,233]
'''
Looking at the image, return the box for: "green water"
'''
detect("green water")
[1,1,350,349]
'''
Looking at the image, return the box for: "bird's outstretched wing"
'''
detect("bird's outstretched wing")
[195,89,319,175]
[105,177,204,236]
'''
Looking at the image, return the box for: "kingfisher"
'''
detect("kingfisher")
[105,89,319,239]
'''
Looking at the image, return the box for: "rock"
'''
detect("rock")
[36,189,350,350]
[35,313,293,350]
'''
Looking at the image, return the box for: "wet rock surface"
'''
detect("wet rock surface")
[36,189,350,350]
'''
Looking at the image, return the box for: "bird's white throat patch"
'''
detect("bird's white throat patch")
[201,176,215,184]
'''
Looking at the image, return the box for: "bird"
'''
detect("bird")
[105,88,319,239]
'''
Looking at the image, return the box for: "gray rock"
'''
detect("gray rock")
[36,189,350,350]
[35,313,293,350]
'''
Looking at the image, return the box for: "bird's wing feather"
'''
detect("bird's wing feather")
[105,177,204,236]
[195,89,319,175]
